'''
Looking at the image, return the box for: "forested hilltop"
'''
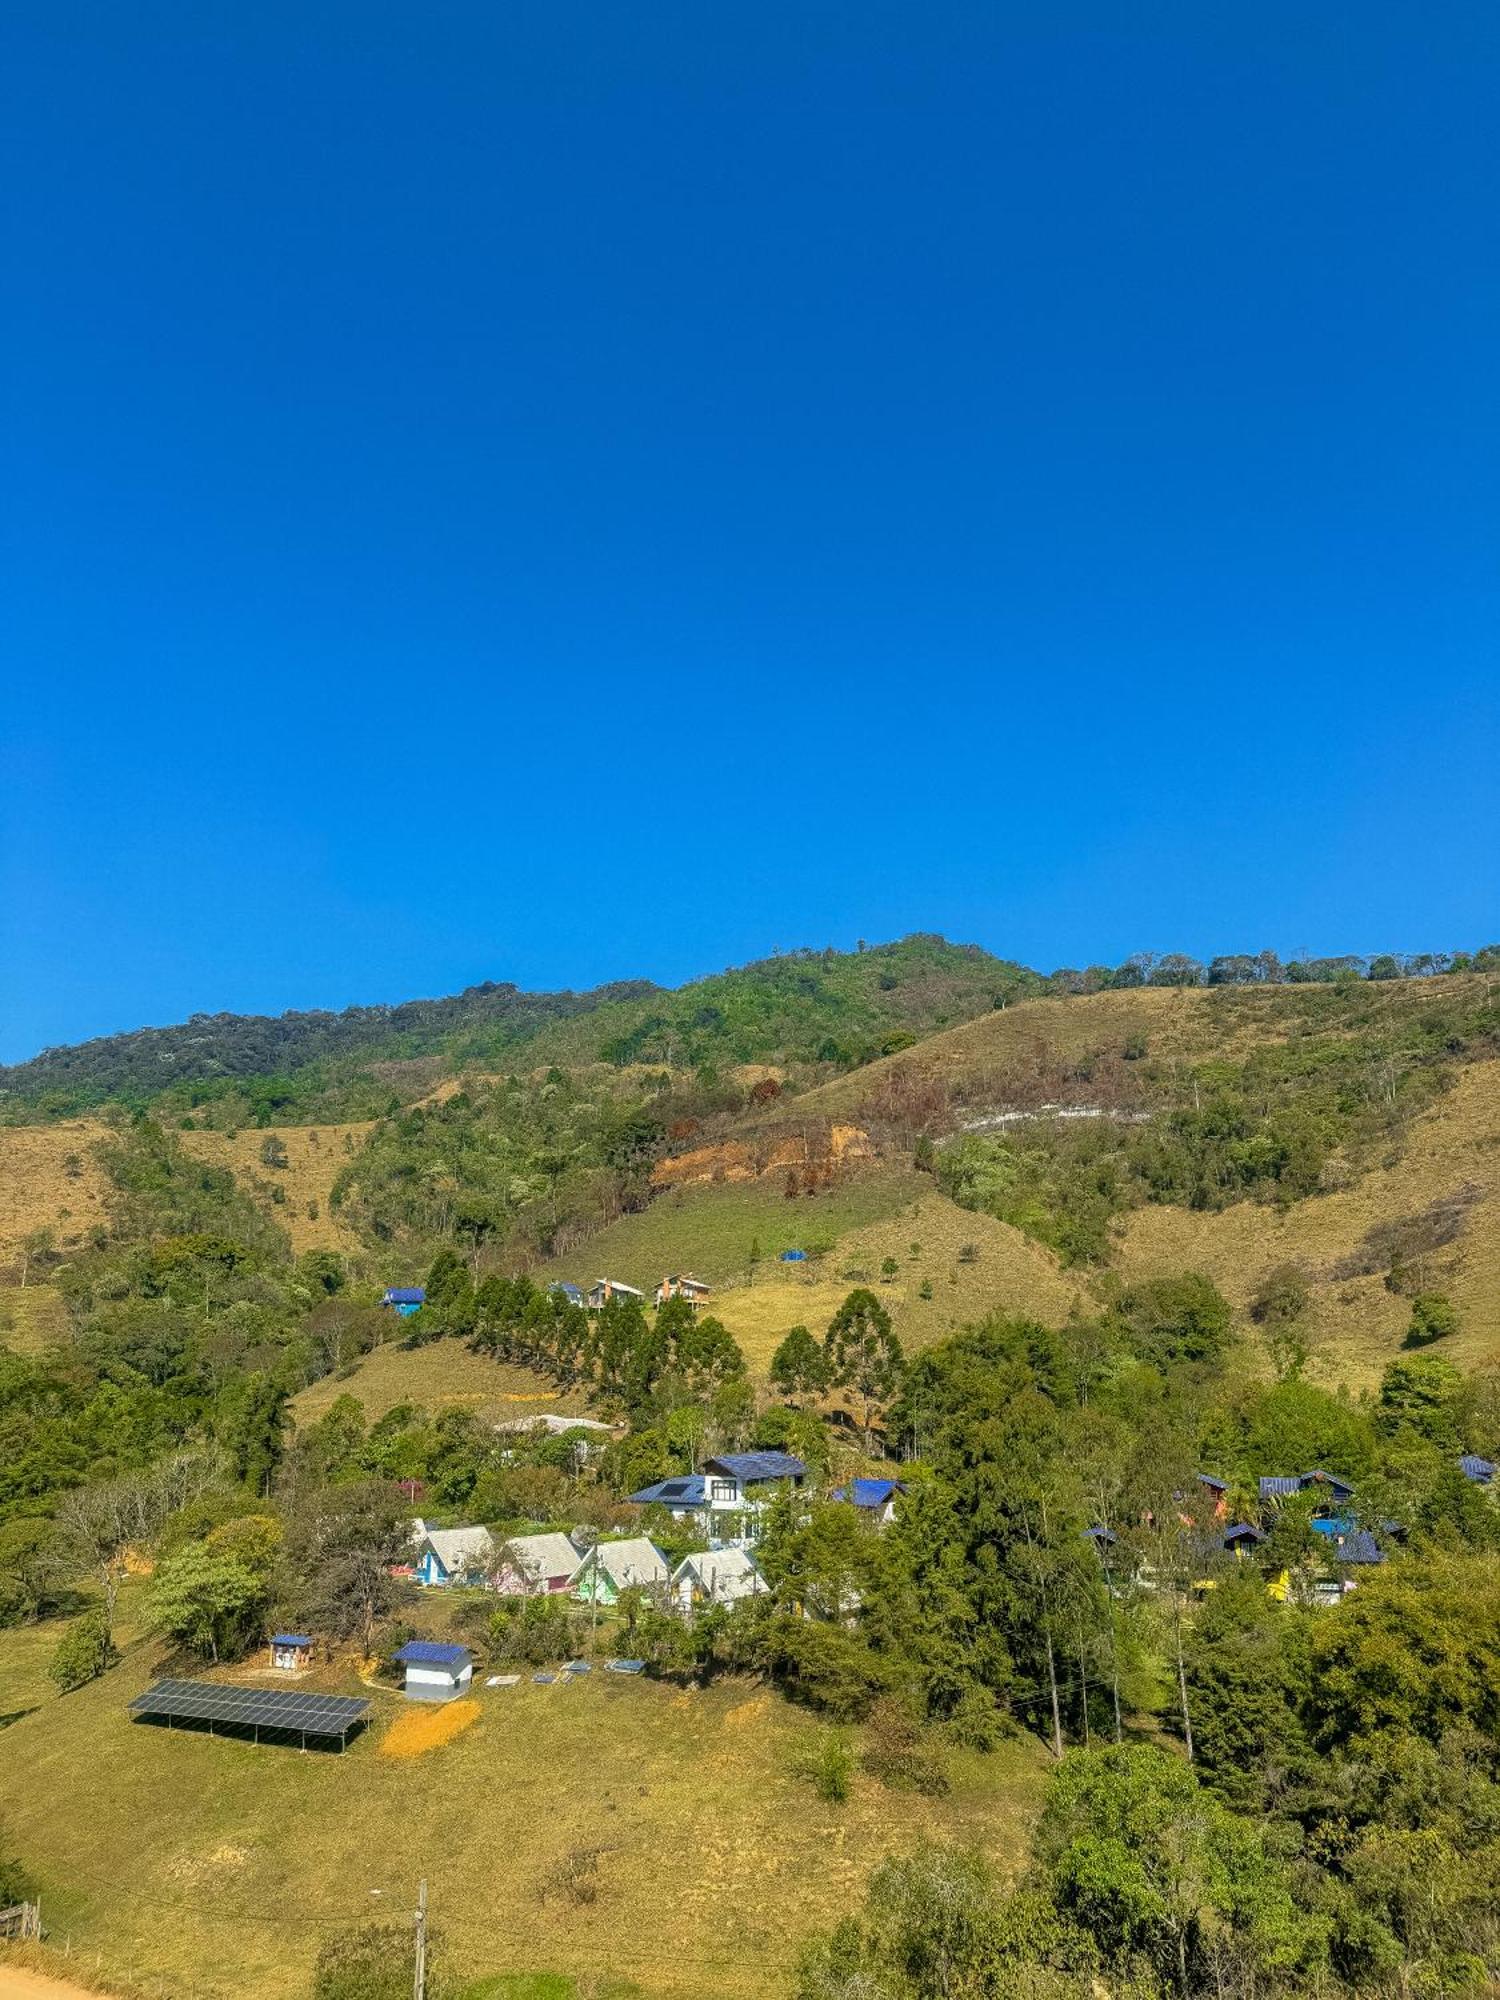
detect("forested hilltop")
[6,934,1496,1124]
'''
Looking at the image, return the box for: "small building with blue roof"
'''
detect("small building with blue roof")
[394,1640,473,1702]
[382,1286,426,1317]
[831,1477,907,1525]
[1460,1454,1496,1485]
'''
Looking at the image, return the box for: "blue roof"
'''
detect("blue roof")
[832,1478,904,1508]
[1460,1454,1496,1483]
[1310,1515,1356,1538]
[1222,1523,1264,1545]
[703,1451,805,1483]
[270,1632,312,1647]
[1082,1525,1119,1546]
[628,1475,707,1507]
[395,1641,471,1667]
[1259,1469,1355,1500]
[1335,1528,1386,1566]
[549,1282,585,1303]
[383,1287,426,1305]
[780,1249,807,1261]
[1197,1473,1229,1493]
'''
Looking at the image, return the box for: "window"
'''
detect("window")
[710,1480,738,1503]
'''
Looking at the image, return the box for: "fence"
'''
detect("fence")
[0,1900,42,1941]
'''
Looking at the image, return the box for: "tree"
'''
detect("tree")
[259,1135,289,1170]
[880,1257,899,1283]
[217,1373,290,1496]
[18,1227,55,1288]
[1111,1274,1232,1370]
[825,1291,904,1443]
[148,1539,267,1662]
[770,1325,830,1402]
[1405,1293,1458,1349]
[45,1472,162,1638]
[285,1480,411,1653]
[50,1609,116,1692]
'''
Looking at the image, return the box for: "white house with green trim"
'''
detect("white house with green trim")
[570,1537,669,1605]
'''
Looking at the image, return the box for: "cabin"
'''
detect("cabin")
[269,1632,313,1672]
[671,1547,767,1614]
[1196,1474,1230,1518]
[382,1286,426,1317]
[493,1532,582,1596]
[395,1640,473,1702]
[415,1524,495,1588]
[1222,1523,1265,1556]
[548,1282,586,1310]
[570,1538,669,1605]
[586,1279,646,1310]
[1258,1469,1356,1513]
[654,1273,712,1310]
[831,1477,907,1525]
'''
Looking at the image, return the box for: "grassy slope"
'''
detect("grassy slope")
[774,979,1500,1387]
[1118,1059,1500,1389]
[537,1167,1083,1373]
[291,1347,596,1428]
[0,1619,1045,2000]
[0,1120,114,1266]
[179,1123,373,1255]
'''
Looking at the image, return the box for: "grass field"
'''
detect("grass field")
[179,1124,373,1256]
[291,1344,593,1429]
[1118,1057,1500,1388]
[538,1169,1083,1374]
[0,1286,70,1356]
[0,1121,114,1270]
[0,1617,1047,2000]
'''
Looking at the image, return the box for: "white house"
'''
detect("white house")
[394,1640,473,1702]
[628,1452,806,1549]
[493,1531,582,1596]
[671,1547,767,1615]
[415,1524,496,1588]
[586,1279,646,1310]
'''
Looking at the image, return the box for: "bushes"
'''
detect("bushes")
[49,1609,116,1692]
[313,1922,421,2000]
[1404,1293,1459,1349]
[860,1696,950,1795]
[797,1728,854,1803]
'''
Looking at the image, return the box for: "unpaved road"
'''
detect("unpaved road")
[0,1968,120,2000]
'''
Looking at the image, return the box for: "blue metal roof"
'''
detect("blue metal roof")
[833,1478,904,1508]
[1222,1523,1264,1545]
[383,1287,426,1305]
[1259,1469,1355,1500]
[1460,1454,1496,1483]
[1082,1525,1119,1546]
[549,1282,585,1303]
[270,1633,312,1647]
[1335,1529,1386,1566]
[395,1641,470,1667]
[703,1451,805,1482]
[628,1475,707,1507]
[1259,1476,1302,1498]
[1196,1473,1229,1493]
[780,1249,806,1261]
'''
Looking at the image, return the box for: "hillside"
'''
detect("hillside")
[0,937,1034,1121]
[0,1608,1045,2000]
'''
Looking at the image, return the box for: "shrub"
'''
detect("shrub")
[1405,1293,1459,1348]
[798,1728,854,1803]
[312,1922,418,2000]
[49,1609,116,1692]
[538,1846,602,1906]
[861,1695,950,1795]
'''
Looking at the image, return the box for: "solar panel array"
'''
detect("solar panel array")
[130,1678,369,1738]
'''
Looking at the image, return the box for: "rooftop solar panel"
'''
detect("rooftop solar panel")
[129,1678,370,1741]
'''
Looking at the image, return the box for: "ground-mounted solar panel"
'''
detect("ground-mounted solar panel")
[129,1678,370,1747]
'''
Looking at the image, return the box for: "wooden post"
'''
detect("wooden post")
[413,1878,428,2000]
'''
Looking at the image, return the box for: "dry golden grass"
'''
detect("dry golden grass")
[378,1698,480,1758]
[0,1121,113,1267]
[713,1190,1083,1373]
[179,1123,372,1254]
[0,1622,1046,2000]
[291,1342,594,1428]
[0,1285,70,1355]
[1118,1059,1500,1389]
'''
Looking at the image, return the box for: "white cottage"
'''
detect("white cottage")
[395,1640,474,1701]
[671,1547,767,1614]
[493,1531,582,1596]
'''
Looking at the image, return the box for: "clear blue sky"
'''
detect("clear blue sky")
[4,2,1497,1062]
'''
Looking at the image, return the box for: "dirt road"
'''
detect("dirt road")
[0,1967,121,2000]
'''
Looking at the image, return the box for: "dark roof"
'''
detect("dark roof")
[703,1451,805,1483]
[1259,1469,1355,1500]
[383,1287,426,1305]
[270,1633,313,1648]
[1222,1523,1265,1545]
[549,1282,585,1303]
[130,1679,368,1739]
[832,1479,905,1508]
[1082,1525,1119,1546]
[1334,1528,1386,1566]
[1196,1473,1229,1493]
[394,1641,471,1668]
[1460,1454,1496,1484]
[628,1475,707,1507]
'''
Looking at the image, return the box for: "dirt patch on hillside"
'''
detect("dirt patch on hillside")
[380,1698,480,1757]
[654,1123,874,1190]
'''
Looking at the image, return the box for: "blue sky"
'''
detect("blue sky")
[4,2,1497,1061]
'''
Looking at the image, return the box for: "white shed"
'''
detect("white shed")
[395,1641,474,1701]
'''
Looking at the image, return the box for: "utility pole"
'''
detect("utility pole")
[413,1878,427,2000]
